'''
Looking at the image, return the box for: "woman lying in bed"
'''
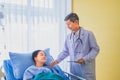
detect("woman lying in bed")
[23,50,64,80]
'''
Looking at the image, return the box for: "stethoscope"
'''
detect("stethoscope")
[70,28,83,44]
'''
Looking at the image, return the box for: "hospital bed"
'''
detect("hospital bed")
[3,48,86,80]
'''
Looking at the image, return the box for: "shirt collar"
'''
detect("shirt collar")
[73,28,80,38]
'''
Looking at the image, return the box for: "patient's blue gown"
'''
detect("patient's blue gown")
[23,65,51,80]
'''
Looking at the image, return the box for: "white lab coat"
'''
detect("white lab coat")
[57,27,100,80]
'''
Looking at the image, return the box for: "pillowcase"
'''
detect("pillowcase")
[9,48,53,79]
[3,60,17,80]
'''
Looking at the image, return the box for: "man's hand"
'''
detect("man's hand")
[49,60,58,66]
[76,58,85,64]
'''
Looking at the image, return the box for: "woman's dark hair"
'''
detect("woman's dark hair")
[32,50,41,63]
[32,50,46,66]
[64,13,79,22]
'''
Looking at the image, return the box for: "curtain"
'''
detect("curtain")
[0,0,71,71]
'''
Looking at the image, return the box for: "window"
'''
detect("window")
[0,0,71,71]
